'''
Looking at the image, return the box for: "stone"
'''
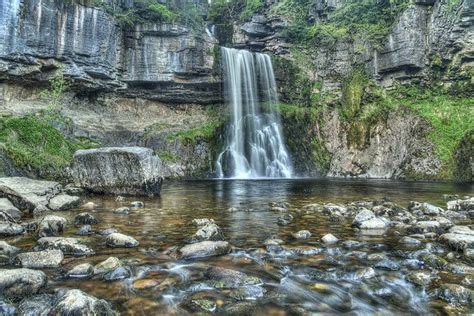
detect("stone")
[186,298,216,312]
[321,233,338,244]
[48,194,80,211]
[93,257,122,275]
[410,221,441,234]
[72,147,163,196]
[52,289,116,315]
[74,212,98,225]
[464,248,474,260]
[421,203,444,216]
[113,207,130,214]
[14,249,64,268]
[0,222,24,236]
[0,268,47,300]
[105,233,139,248]
[374,258,400,271]
[439,226,474,250]
[18,294,55,315]
[192,218,215,226]
[399,236,422,246]
[407,271,434,287]
[229,285,266,300]
[421,254,448,269]
[292,230,312,240]
[277,213,293,226]
[82,202,98,210]
[438,284,473,304]
[352,208,375,227]
[98,228,119,236]
[179,241,231,259]
[35,237,94,256]
[37,215,67,237]
[0,198,21,221]
[0,299,17,315]
[192,222,224,242]
[67,263,94,278]
[103,266,130,281]
[132,279,159,290]
[0,241,20,256]
[359,217,388,230]
[0,177,61,211]
[447,197,474,212]
[355,267,376,280]
[130,201,144,208]
[205,266,262,288]
[75,225,93,236]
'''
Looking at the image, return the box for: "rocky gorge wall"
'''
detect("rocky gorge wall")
[0,0,472,182]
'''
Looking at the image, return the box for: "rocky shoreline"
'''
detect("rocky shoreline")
[0,176,473,314]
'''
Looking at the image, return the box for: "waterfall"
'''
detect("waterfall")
[215,47,293,179]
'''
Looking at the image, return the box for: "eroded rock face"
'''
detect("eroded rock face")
[0,268,47,300]
[73,147,163,196]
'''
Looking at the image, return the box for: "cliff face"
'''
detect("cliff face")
[0,0,219,103]
[0,0,472,181]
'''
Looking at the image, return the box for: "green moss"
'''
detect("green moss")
[156,150,180,162]
[0,115,98,180]
[341,67,369,119]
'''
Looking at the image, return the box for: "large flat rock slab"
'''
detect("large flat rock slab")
[0,177,62,211]
[72,147,163,196]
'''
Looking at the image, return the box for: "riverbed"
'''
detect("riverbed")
[6,179,474,315]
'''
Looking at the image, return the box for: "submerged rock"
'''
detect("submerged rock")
[179,241,231,259]
[52,289,116,315]
[205,266,262,288]
[277,214,293,226]
[105,233,139,248]
[48,194,80,211]
[0,177,61,211]
[93,257,122,275]
[35,237,94,256]
[0,268,47,300]
[321,234,338,244]
[72,147,163,196]
[406,271,435,287]
[130,201,144,208]
[75,225,93,236]
[230,285,266,300]
[14,249,64,268]
[113,207,130,215]
[103,267,130,281]
[74,212,98,225]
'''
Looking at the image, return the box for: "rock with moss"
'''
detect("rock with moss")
[0,269,47,300]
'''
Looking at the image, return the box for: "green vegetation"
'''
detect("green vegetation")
[209,0,264,22]
[276,0,410,47]
[0,115,98,179]
[156,150,180,162]
[341,67,369,119]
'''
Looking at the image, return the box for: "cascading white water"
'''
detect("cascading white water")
[215,47,293,179]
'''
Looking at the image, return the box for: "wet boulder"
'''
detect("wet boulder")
[447,197,473,212]
[438,284,474,304]
[35,237,94,256]
[0,268,47,300]
[105,233,139,248]
[0,177,61,211]
[67,263,94,278]
[192,222,224,242]
[103,267,130,281]
[93,257,122,275]
[18,294,56,315]
[72,147,163,196]
[74,212,98,225]
[113,207,130,215]
[14,249,64,268]
[277,213,293,226]
[75,225,93,236]
[0,241,20,256]
[406,271,435,287]
[179,241,231,259]
[0,198,21,221]
[48,194,80,211]
[321,233,338,244]
[439,226,474,250]
[52,289,116,315]
[0,299,17,315]
[37,215,67,237]
[0,222,24,236]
